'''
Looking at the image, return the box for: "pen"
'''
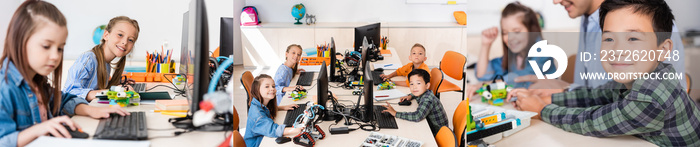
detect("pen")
[384,64,393,67]
[376,95,389,98]
[161,112,187,117]
[154,110,188,112]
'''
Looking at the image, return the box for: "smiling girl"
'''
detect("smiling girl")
[63,16,139,103]
[474,2,556,89]
[0,1,123,146]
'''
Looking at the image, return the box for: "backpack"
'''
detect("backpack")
[240,6,260,26]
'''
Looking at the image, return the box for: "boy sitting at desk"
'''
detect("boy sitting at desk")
[380,43,430,87]
[509,0,700,146]
[382,69,448,136]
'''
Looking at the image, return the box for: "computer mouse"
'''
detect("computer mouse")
[374,68,384,72]
[276,137,291,144]
[50,124,89,139]
[398,100,412,106]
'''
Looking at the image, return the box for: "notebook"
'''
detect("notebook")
[155,99,189,111]
[373,89,407,101]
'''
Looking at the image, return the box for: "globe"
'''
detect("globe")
[92,25,106,45]
[291,3,305,25]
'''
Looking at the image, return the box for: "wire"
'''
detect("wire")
[209,57,233,92]
[147,128,181,131]
[306,82,317,90]
[147,129,192,139]
[146,85,184,93]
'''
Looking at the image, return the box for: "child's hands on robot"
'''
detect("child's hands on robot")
[291,86,308,101]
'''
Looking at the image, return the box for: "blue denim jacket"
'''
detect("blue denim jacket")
[62,51,110,99]
[0,59,88,146]
[244,98,285,147]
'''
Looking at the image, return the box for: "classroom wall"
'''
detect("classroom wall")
[39,0,232,62]
[243,0,466,23]
[0,0,22,55]
[233,0,245,65]
[465,0,581,35]
[667,0,700,32]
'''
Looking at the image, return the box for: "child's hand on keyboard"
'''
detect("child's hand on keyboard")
[380,74,390,80]
[278,104,299,111]
[85,106,130,119]
[122,84,134,92]
[381,102,397,116]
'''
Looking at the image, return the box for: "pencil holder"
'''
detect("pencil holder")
[160,63,171,73]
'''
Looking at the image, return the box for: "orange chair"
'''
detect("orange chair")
[233,106,239,131]
[429,68,443,96]
[241,71,254,110]
[453,100,467,128]
[454,116,467,147]
[453,100,468,147]
[233,130,246,147]
[438,51,467,100]
[435,126,458,147]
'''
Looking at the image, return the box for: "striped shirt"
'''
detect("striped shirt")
[542,63,700,146]
[396,90,449,136]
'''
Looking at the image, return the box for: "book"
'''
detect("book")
[155,99,189,111]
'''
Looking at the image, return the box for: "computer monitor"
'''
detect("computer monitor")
[354,23,380,52]
[185,0,209,117]
[179,11,189,74]
[219,17,233,57]
[317,61,335,120]
[360,37,370,72]
[361,60,374,122]
[329,37,341,82]
[317,61,328,108]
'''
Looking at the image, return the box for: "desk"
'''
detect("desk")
[260,48,438,146]
[465,69,655,146]
[70,82,228,147]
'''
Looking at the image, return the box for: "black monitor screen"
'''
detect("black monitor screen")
[329,37,337,82]
[219,17,233,57]
[362,60,374,122]
[317,61,329,109]
[354,23,380,52]
[360,39,369,72]
[184,0,209,116]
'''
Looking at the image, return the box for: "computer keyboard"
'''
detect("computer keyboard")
[371,71,383,85]
[94,111,148,140]
[133,83,146,92]
[373,105,398,129]
[296,72,314,86]
[283,103,307,127]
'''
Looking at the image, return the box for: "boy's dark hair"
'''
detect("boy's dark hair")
[599,0,675,45]
[407,69,430,84]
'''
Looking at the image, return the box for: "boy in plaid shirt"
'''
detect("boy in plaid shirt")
[509,0,700,146]
[382,69,449,136]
